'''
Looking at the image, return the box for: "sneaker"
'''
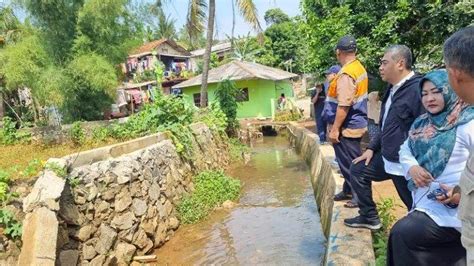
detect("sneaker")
[344,215,382,230]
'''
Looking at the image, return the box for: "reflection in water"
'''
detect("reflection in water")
[155,136,326,265]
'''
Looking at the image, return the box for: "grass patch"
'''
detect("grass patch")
[373,197,397,266]
[0,140,119,180]
[177,170,241,224]
[228,138,250,163]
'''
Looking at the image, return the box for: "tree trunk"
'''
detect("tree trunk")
[0,94,4,119]
[231,0,235,45]
[200,0,215,108]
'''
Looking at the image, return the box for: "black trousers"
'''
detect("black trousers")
[350,151,412,220]
[333,136,362,202]
[388,211,466,266]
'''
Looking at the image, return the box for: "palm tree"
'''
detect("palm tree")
[185,0,262,107]
[156,11,177,39]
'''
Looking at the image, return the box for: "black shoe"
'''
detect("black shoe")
[344,215,382,230]
[334,191,352,201]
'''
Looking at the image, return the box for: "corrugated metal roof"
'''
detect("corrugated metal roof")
[191,42,232,57]
[173,60,298,89]
[117,80,157,90]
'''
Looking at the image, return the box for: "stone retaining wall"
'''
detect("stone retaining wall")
[287,122,375,265]
[18,122,229,265]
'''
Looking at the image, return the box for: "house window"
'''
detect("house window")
[193,93,201,107]
[236,88,249,102]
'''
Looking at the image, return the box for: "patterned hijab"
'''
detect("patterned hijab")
[408,69,474,179]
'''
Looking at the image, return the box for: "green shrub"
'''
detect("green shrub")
[214,79,241,133]
[166,123,195,160]
[0,170,12,204]
[91,127,110,143]
[69,122,85,146]
[0,117,31,145]
[0,209,22,240]
[274,109,302,122]
[110,93,195,141]
[61,53,116,122]
[373,198,397,266]
[194,102,227,134]
[177,171,241,224]
[228,138,250,162]
[20,159,43,178]
[44,162,67,178]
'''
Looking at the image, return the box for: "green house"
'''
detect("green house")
[172,60,297,119]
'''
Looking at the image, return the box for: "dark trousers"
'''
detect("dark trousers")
[314,101,327,142]
[333,136,362,202]
[388,211,466,266]
[350,151,412,219]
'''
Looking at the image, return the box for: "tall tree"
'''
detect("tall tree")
[73,0,139,64]
[301,0,474,77]
[186,0,263,107]
[199,0,215,108]
[18,0,84,62]
[264,8,290,25]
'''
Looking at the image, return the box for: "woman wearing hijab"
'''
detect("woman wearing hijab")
[388,69,474,265]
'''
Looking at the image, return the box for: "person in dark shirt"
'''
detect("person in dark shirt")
[344,45,424,229]
[311,83,327,143]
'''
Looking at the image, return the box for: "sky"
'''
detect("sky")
[162,0,302,39]
[1,0,302,40]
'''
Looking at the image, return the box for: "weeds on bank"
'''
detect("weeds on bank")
[228,138,250,163]
[177,171,241,224]
[0,209,22,240]
[373,197,397,266]
[0,117,31,145]
[274,109,303,122]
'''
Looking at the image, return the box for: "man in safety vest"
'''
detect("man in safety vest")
[323,35,368,208]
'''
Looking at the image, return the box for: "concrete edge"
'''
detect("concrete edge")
[62,122,213,169]
[63,132,169,169]
[287,122,375,265]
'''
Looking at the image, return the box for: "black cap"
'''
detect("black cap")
[336,35,357,52]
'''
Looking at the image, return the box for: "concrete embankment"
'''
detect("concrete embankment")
[288,122,375,265]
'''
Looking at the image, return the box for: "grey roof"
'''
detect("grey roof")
[191,42,232,57]
[173,60,298,89]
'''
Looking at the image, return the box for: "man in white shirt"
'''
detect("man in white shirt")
[443,25,474,265]
[344,45,425,229]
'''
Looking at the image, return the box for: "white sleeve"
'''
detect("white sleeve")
[457,120,474,151]
[399,138,419,180]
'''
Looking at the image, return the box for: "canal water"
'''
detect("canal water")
[155,136,326,265]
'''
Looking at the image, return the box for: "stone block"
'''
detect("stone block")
[23,171,66,213]
[114,191,132,212]
[89,254,105,266]
[18,207,58,265]
[111,212,135,230]
[83,244,97,260]
[115,242,136,264]
[59,250,79,266]
[95,224,117,255]
[132,199,147,217]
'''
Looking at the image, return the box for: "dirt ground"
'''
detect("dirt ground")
[298,119,407,219]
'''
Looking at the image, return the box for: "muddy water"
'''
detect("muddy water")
[155,136,326,265]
